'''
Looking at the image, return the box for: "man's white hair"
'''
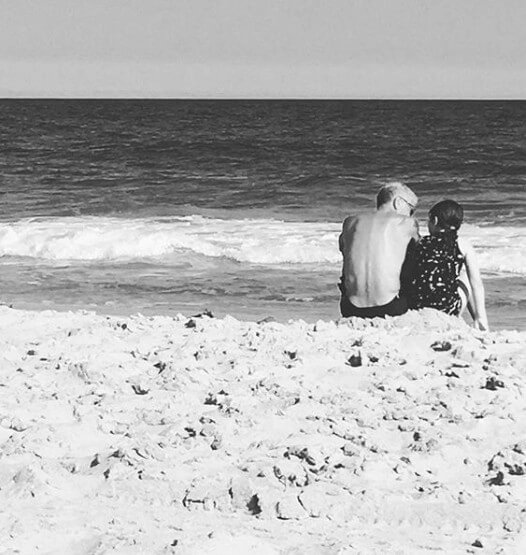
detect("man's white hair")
[376,182,418,209]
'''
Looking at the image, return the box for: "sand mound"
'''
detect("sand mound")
[0,307,525,553]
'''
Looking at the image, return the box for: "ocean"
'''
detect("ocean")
[0,100,524,329]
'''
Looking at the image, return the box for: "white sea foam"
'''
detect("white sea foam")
[461,224,526,276]
[0,216,523,276]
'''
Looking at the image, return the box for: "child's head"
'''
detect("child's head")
[428,199,464,235]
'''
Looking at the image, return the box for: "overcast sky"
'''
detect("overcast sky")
[1,0,525,98]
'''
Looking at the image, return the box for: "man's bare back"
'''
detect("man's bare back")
[339,212,418,307]
[338,183,419,318]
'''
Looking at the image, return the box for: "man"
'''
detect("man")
[338,182,419,318]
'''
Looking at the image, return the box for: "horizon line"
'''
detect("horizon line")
[2,96,526,101]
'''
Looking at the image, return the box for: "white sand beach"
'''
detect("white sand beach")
[1,307,525,554]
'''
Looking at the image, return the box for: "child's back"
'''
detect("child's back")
[410,230,465,315]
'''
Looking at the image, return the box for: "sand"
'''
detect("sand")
[0,306,525,554]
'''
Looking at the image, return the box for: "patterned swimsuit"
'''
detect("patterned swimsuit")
[411,231,465,316]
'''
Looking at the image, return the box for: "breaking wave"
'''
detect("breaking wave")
[0,215,523,276]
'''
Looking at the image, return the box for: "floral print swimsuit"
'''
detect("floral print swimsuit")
[411,231,465,316]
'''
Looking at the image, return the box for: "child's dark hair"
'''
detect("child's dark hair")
[429,199,464,230]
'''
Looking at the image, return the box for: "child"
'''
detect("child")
[410,199,489,330]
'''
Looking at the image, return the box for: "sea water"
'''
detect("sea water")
[0,100,524,329]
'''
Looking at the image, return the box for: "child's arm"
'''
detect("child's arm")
[459,237,489,331]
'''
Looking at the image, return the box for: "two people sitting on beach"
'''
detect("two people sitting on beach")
[338,182,489,330]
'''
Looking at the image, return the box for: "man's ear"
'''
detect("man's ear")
[432,216,438,226]
[393,197,402,212]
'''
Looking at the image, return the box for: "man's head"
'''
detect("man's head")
[376,182,418,216]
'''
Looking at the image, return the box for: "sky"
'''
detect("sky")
[0,0,525,98]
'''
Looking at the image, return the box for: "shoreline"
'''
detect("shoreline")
[3,294,524,333]
[1,306,525,552]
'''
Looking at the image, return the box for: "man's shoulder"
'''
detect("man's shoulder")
[343,210,379,223]
[375,211,416,228]
[343,211,418,230]
[374,214,419,244]
[343,212,416,232]
[392,213,418,234]
[341,214,363,230]
[388,212,416,224]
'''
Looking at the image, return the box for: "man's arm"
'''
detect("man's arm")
[339,216,354,253]
[399,218,420,299]
[338,216,354,294]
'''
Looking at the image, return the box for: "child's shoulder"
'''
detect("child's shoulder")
[413,235,437,260]
[416,234,435,249]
